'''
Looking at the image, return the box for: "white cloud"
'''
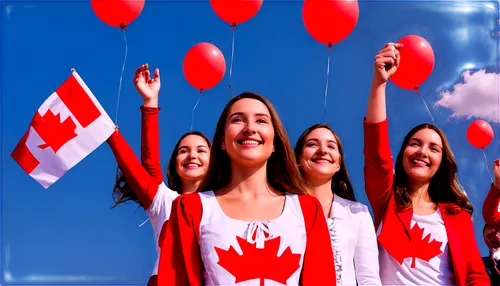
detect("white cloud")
[434,69,500,122]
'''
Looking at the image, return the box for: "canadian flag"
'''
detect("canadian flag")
[11,69,115,188]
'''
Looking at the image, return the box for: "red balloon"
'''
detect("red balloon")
[210,0,263,26]
[302,0,359,46]
[183,42,226,91]
[390,35,435,90]
[466,120,494,149]
[91,0,145,28]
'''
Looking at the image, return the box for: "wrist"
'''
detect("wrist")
[143,98,158,108]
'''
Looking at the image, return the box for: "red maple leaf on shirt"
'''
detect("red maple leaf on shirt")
[405,223,443,268]
[32,110,77,153]
[214,236,301,286]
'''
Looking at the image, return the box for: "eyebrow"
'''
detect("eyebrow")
[306,138,337,145]
[178,145,208,150]
[228,112,271,119]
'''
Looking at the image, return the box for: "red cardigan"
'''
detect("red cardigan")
[157,193,337,285]
[363,118,489,286]
[482,184,500,230]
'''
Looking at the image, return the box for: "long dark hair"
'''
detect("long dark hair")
[294,124,356,201]
[196,92,306,195]
[393,123,473,215]
[112,131,211,208]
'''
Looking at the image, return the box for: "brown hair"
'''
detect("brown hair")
[112,131,211,208]
[197,92,306,195]
[294,124,356,201]
[393,123,473,215]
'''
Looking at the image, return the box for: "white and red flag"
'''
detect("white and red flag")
[11,69,115,188]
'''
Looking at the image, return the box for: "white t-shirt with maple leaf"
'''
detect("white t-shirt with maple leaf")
[378,209,454,285]
[198,191,307,285]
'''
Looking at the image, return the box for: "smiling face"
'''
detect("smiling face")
[402,128,443,184]
[299,127,341,183]
[222,98,275,167]
[175,134,210,184]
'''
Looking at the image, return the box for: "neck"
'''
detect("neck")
[305,176,334,206]
[225,161,273,197]
[181,179,200,194]
[410,180,432,203]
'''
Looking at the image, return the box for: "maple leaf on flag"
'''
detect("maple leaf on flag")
[214,236,301,285]
[32,109,77,153]
[405,223,443,268]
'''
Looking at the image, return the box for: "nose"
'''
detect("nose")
[417,146,429,157]
[244,121,257,134]
[317,144,328,155]
[187,150,198,159]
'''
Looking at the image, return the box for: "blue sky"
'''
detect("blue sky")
[1,0,499,284]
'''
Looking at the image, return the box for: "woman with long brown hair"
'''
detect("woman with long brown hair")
[364,42,488,285]
[157,92,336,285]
[294,124,381,285]
[109,64,211,286]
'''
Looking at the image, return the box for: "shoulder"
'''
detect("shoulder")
[338,195,370,212]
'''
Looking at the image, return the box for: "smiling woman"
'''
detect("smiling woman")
[363,42,489,285]
[157,92,337,285]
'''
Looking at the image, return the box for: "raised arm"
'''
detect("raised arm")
[363,43,402,227]
[107,130,159,209]
[141,105,163,183]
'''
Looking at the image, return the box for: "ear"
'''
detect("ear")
[272,145,275,152]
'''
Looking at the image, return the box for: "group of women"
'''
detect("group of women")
[103,42,500,285]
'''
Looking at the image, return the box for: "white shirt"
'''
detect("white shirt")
[378,209,454,285]
[327,194,382,285]
[145,182,180,276]
[198,191,307,285]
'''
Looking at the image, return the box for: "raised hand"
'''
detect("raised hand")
[373,43,403,86]
[134,64,160,107]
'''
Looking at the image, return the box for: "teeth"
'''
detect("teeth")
[241,140,259,145]
[412,159,428,165]
[185,163,199,167]
[315,159,330,163]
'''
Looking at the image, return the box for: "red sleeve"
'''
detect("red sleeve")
[482,184,500,230]
[298,194,336,285]
[462,213,491,285]
[158,193,203,286]
[107,130,159,209]
[363,118,394,229]
[140,106,164,184]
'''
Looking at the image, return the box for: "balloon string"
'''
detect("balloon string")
[483,149,494,183]
[229,25,236,98]
[190,94,202,131]
[418,91,435,124]
[323,49,331,123]
[115,29,128,125]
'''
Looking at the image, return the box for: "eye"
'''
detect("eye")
[328,145,336,149]
[257,118,268,124]
[178,149,187,154]
[231,117,243,123]
[198,149,207,153]
[306,142,317,147]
